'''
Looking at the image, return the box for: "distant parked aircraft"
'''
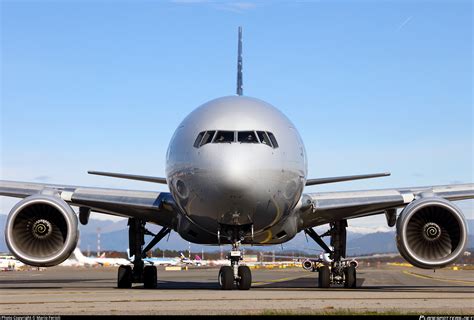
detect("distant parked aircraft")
[73,248,131,267]
[0,255,24,271]
[127,249,180,266]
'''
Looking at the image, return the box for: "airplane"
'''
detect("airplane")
[69,248,100,266]
[0,255,25,271]
[1,27,473,290]
[73,248,131,267]
[127,249,180,266]
[144,257,180,266]
[180,253,209,266]
[95,254,131,267]
[59,257,82,267]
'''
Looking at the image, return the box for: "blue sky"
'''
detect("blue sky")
[1,0,472,229]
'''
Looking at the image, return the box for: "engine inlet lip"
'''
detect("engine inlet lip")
[422,222,441,241]
[400,198,468,267]
[302,260,313,270]
[5,195,77,266]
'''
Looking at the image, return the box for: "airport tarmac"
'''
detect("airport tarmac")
[0,265,473,315]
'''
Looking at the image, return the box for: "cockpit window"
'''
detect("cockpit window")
[193,132,205,148]
[213,131,235,143]
[256,131,271,147]
[194,130,278,148]
[200,131,215,146]
[238,131,258,143]
[267,132,279,148]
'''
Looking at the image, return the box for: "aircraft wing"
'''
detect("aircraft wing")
[298,183,474,230]
[0,180,178,228]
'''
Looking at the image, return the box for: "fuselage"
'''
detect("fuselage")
[166,96,307,244]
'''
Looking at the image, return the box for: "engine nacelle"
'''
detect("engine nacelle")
[349,259,358,269]
[396,197,468,269]
[302,259,314,271]
[5,195,79,267]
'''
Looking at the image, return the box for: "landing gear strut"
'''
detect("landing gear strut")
[117,218,170,289]
[218,226,252,290]
[305,220,357,288]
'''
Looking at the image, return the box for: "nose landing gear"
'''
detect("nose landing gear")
[218,241,252,290]
[218,224,253,290]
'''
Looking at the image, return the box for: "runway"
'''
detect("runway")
[0,265,473,315]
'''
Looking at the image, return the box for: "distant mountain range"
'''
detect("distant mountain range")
[1,214,473,256]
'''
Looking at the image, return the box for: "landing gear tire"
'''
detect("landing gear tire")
[143,266,157,289]
[117,265,132,288]
[219,266,234,290]
[237,266,252,290]
[344,265,356,288]
[318,266,330,288]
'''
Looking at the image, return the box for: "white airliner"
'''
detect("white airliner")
[180,253,212,266]
[1,27,473,290]
[0,255,25,271]
[73,248,131,267]
[126,249,180,266]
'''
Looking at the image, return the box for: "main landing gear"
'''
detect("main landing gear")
[218,226,252,290]
[117,218,171,289]
[305,220,357,289]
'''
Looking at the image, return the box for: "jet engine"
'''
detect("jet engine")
[396,197,468,269]
[302,259,314,271]
[4,194,79,267]
[349,260,358,269]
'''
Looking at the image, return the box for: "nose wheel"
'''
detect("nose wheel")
[218,266,234,290]
[237,265,252,290]
[218,241,252,290]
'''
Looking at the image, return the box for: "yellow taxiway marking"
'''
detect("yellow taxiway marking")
[403,270,474,285]
[252,273,314,286]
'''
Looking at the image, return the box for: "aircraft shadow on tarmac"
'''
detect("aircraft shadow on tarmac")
[1,276,472,293]
[150,277,473,294]
[0,277,113,289]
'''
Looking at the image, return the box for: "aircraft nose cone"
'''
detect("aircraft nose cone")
[208,146,270,225]
[171,144,301,233]
[216,154,254,193]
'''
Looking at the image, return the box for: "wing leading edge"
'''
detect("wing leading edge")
[297,183,474,230]
[87,171,167,184]
[305,172,390,186]
[0,180,178,228]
